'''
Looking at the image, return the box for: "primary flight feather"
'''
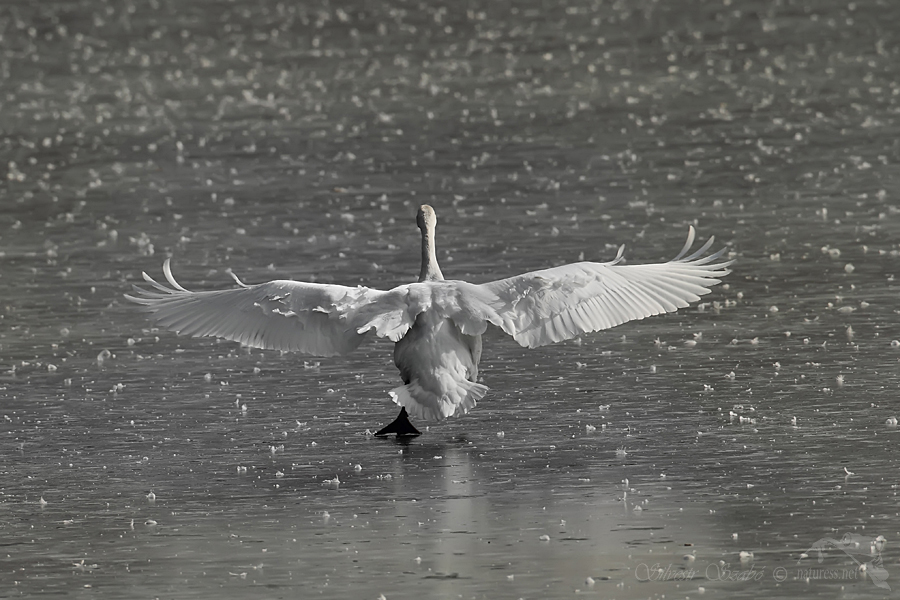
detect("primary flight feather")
[126,205,732,435]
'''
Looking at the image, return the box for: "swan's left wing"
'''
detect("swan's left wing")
[454,227,732,348]
[126,260,417,356]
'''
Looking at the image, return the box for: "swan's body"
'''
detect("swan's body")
[126,205,732,434]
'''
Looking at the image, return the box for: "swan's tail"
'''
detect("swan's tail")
[389,379,489,422]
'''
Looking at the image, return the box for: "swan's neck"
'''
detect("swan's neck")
[418,225,444,282]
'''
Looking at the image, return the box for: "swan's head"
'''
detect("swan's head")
[417,205,437,233]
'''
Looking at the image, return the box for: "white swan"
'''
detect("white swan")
[126,205,732,436]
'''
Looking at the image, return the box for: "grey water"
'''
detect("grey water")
[2,0,900,598]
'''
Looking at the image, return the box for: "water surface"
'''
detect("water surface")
[2,0,900,598]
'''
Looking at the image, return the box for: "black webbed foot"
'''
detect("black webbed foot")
[374,407,421,437]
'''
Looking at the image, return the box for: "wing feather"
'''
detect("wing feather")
[127,228,731,357]
[456,227,731,348]
[125,260,417,356]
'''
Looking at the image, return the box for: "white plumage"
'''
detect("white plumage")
[126,205,732,433]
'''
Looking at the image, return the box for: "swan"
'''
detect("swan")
[126,205,732,436]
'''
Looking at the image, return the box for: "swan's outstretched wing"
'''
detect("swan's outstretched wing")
[125,260,417,356]
[459,227,732,348]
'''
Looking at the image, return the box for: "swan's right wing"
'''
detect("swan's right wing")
[125,260,417,356]
[457,227,732,348]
